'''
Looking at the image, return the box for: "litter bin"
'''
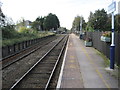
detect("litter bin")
[79,34,82,39]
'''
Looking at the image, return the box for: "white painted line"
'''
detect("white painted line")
[56,36,69,89]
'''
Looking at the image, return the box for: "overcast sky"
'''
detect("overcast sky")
[1,0,120,29]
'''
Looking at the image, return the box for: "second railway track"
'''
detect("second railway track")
[2,35,59,69]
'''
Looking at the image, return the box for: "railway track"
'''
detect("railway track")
[2,34,69,89]
[2,35,59,69]
[9,35,68,89]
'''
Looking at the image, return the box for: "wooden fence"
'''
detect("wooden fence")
[83,31,120,66]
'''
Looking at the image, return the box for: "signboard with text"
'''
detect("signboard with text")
[108,1,116,13]
[118,1,120,14]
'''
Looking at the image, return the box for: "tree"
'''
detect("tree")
[31,21,40,31]
[35,16,44,31]
[72,15,86,32]
[0,5,17,39]
[115,14,120,31]
[87,9,108,31]
[31,16,46,31]
[72,15,80,31]
[87,12,94,31]
[101,14,120,32]
[0,6,5,27]
[43,13,60,30]
[2,24,17,39]
[106,14,111,31]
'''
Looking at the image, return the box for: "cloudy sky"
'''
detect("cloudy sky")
[1,0,120,29]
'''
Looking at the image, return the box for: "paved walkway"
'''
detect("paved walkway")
[57,34,118,89]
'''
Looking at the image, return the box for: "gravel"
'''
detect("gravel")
[2,35,64,88]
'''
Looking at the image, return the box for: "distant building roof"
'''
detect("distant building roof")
[24,20,32,28]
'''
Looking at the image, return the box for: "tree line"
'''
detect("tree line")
[32,13,60,31]
[0,7,60,39]
[1,12,60,31]
[72,9,120,32]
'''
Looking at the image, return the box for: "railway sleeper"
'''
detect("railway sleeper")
[40,62,55,64]
[16,76,50,88]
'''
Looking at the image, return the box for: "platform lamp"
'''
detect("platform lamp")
[79,16,82,39]
[108,0,116,69]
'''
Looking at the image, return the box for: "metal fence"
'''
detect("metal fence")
[83,31,120,66]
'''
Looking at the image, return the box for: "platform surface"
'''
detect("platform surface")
[57,34,118,88]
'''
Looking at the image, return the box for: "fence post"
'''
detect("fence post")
[8,46,10,54]
[14,44,16,52]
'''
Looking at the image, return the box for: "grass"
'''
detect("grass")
[95,49,110,67]
[2,32,55,47]
[94,48,119,79]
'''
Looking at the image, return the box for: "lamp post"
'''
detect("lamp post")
[79,17,82,39]
[108,0,116,69]
[110,10,115,69]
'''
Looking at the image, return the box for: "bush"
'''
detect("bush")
[2,24,55,47]
[2,25,18,39]
[102,31,111,37]
[18,27,30,34]
[2,30,55,47]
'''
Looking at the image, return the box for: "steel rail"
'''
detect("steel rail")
[45,35,69,89]
[9,35,67,90]
[1,35,55,61]
[2,36,57,69]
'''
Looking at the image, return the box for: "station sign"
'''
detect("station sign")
[108,1,116,13]
[118,1,120,14]
[0,1,3,7]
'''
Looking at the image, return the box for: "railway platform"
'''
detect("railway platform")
[57,34,118,89]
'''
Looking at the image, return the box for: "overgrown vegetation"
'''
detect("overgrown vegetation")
[72,8,120,32]
[1,23,54,47]
[95,48,119,79]
[2,30,54,47]
[1,8,57,47]
[95,48,110,67]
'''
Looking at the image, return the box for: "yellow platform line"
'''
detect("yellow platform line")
[81,46,110,89]
[70,55,75,59]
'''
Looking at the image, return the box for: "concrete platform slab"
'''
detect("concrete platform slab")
[57,34,118,89]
